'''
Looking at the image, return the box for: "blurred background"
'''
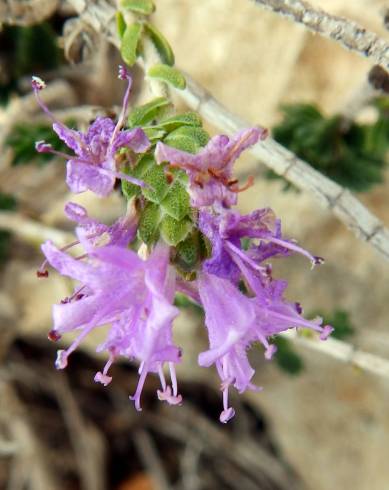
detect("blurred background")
[1,0,389,489]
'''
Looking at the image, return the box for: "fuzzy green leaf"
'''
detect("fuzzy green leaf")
[148,64,186,90]
[138,202,161,245]
[120,22,143,66]
[163,126,209,154]
[156,111,203,132]
[174,232,201,271]
[160,215,192,246]
[128,97,171,127]
[161,179,190,220]
[119,0,155,15]
[116,12,126,40]
[141,162,170,203]
[144,22,174,66]
[121,154,153,199]
[162,134,199,154]
[143,127,167,142]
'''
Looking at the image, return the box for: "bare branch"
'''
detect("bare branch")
[175,74,389,262]
[53,373,106,490]
[133,429,171,490]
[252,0,389,70]
[282,330,389,379]
[0,212,73,247]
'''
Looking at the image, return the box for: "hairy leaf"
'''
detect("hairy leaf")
[121,22,143,66]
[148,64,186,90]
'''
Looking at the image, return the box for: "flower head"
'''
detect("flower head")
[155,128,267,208]
[42,240,182,410]
[195,208,332,421]
[32,67,150,196]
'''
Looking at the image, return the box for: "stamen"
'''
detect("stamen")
[48,330,62,342]
[264,344,277,360]
[130,363,149,411]
[94,353,115,386]
[226,241,266,274]
[35,140,75,160]
[169,362,178,397]
[229,175,255,193]
[31,76,86,151]
[158,364,167,391]
[38,239,81,276]
[320,325,334,340]
[219,380,235,423]
[263,236,321,267]
[109,66,133,148]
[54,324,95,370]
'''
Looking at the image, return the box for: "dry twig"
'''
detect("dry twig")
[283,330,389,379]
[0,212,72,247]
[252,0,389,70]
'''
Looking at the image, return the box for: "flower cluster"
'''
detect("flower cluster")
[35,67,332,423]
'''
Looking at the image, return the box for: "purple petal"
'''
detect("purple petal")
[66,160,115,196]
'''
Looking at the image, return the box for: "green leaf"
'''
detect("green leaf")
[120,22,143,66]
[148,64,186,90]
[121,154,153,199]
[160,215,193,246]
[144,22,174,66]
[161,179,190,220]
[274,337,304,375]
[174,232,200,271]
[0,192,17,211]
[271,103,387,193]
[138,202,161,245]
[5,122,73,166]
[143,127,167,142]
[119,0,155,15]
[128,97,171,127]
[163,126,209,154]
[116,12,126,40]
[141,162,170,203]
[156,111,203,132]
[163,133,199,154]
[174,293,203,314]
[316,310,355,340]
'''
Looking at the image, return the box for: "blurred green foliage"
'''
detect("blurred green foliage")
[267,102,389,192]
[274,309,355,375]
[5,122,74,166]
[0,192,17,263]
[320,309,355,340]
[0,22,61,105]
[274,336,304,375]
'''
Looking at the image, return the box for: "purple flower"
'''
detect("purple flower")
[32,68,150,196]
[37,201,138,277]
[195,208,332,421]
[155,128,267,208]
[42,240,182,410]
[199,208,324,283]
[198,268,332,423]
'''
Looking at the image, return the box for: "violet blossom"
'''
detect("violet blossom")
[32,67,150,196]
[196,208,332,421]
[41,239,182,410]
[155,127,267,208]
